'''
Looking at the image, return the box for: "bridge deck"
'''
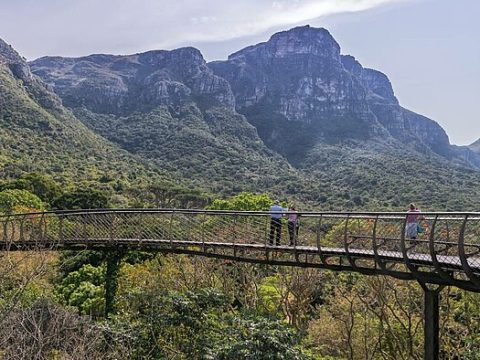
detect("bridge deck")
[4,237,476,273]
[2,209,480,291]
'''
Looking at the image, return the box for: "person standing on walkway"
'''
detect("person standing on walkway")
[269,200,285,245]
[405,203,422,240]
[287,206,300,246]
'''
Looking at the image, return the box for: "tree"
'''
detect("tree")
[55,264,105,317]
[214,317,311,360]
[0,189,44,214]
[209,192,273,211]
[53,186,109,210]
[0,173,61,204]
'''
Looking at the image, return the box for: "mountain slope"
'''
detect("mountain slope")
[30,48,312,196]
[209,25,480,168]
[0,38,158,184]
[469,139,480,154]
[28,27,480,210]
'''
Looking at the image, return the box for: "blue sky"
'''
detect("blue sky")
[0,0,478,145]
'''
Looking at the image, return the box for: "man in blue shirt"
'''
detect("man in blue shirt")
[269,200,285,245]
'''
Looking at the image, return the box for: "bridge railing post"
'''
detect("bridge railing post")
[201,212,206,252]
[316,215,326,264]
[168,211,174,248]
[82,213,88,241]
[59,214,64,243]
[18,215,25,242]
[232,214,238,257]
[109,213,115,244]
[458,214,480,287]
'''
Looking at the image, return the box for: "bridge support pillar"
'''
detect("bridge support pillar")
[422,285,443,360]
[105,249,125,318]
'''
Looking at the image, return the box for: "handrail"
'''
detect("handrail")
[2,208,480,220]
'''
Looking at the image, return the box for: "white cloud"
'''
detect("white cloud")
[151,0,406,47]
[0,0,405,59]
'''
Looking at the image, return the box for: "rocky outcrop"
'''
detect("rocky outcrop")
[210,26,373,124]
[209,25,480,167]
[28,25,480,169]
[30,47,235,114]
[0,38,62,110]
[0,38,31,82]
[209,26,390,160]
[468,139,480,154]
[341,55,397,105]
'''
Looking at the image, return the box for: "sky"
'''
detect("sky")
[0,0,478,145]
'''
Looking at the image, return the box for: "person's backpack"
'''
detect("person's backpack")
[417,223,424,234]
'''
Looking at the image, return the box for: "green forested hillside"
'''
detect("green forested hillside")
[0,65,159,185]
[73,104,319,197]
[299,141,480,210]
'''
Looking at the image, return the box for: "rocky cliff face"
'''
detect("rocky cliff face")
[31,47,235,115]
[469,139,480,154]
[341,54,455,158]
[0,38,31,80]
[340,55,398,105]
[27,26,480,174]
[209,26,388,161]
[0,38,63,111]
[209,25,479,167]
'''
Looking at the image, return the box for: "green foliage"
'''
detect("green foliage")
[74,105,309,198]
[113,288,229,358]
[109,287,311,359]
[441,290,480,359]
[53,186,110,209]
[215,317,310,360]
[57,251,107,276]
[0,188,44,213]
[257,275,283,314]
[130,180,212,208]
[0,173,61,203]
[209,192,273,211]
[55,264,105,317]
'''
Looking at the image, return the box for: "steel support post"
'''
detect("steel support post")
[423,286,442,360]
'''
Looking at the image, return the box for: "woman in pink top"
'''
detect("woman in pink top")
[406,203,422,239]
[287,206,300,246]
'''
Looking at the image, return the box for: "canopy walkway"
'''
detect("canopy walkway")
[2,209,480,292]
[3,208,480,359]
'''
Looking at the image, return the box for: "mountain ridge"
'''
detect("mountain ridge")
[209,25,480,167]
[29,44,315,197]
[14,25,480,209]
[0,37,163,186]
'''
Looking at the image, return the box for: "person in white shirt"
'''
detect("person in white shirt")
[269,200,285,245]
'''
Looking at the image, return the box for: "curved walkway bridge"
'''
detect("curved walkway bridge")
[2,209,480,359]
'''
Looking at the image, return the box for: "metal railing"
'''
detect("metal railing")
[2,209,480,291]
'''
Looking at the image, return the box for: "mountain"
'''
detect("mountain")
[469,139,480,154]
[0,38,158,184]
[30,48,312,196]
[28,26,480,210]
[209,25,479,167]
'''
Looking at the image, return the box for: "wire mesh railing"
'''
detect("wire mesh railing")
[1,209,480,291]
